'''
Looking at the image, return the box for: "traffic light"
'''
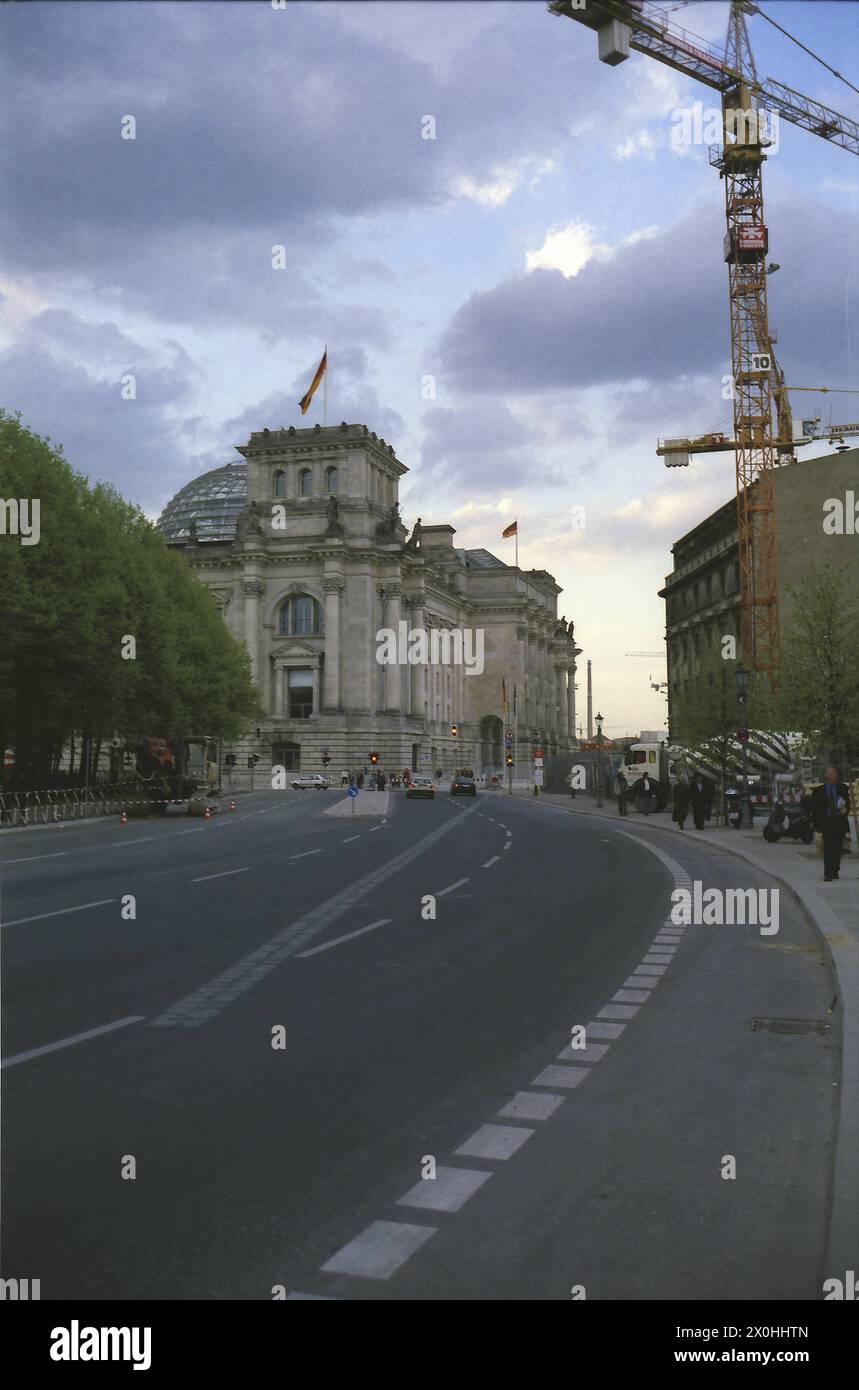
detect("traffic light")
[450,723,458,737]
[506,754,514,767]
[369,751,379,765]
[321,754,331,766]
[247,754,260,769]
[225,753,237,768]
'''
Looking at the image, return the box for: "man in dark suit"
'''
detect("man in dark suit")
[689,772,709,830]
[808,767,852,882]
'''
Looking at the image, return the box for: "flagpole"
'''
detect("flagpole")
[515,528,518,569]
[323,345,328,426]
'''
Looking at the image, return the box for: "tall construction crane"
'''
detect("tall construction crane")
[550,0,859,681]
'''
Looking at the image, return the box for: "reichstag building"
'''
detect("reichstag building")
[157,422,582,777]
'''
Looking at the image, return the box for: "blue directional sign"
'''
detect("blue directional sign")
[347,785,358,798]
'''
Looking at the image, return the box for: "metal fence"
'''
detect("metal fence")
[0,783,223,828]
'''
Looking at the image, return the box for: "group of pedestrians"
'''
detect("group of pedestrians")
[670,774,709,830]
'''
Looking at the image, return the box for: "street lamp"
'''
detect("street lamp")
[595,711,604,808]
[735,666,750,828]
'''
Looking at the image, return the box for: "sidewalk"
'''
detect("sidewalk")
[514,787,859,1278]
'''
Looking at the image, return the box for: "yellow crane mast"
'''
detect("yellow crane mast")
[550,0,859,681]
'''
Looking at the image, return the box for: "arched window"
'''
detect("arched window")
[299,468,312,496]
[273,470,286,497]
[279,594,324,636]
[325,466,338,494]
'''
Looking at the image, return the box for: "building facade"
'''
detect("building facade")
[157,422,582,777]
[659,447,859,734]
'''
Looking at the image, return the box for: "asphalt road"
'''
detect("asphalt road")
[0,786,839,1300]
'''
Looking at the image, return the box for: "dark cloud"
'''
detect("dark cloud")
[417,398,575,491]
[0,1,613,331]
[437,198,859,395]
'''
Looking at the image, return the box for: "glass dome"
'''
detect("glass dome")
[156,463,248,543]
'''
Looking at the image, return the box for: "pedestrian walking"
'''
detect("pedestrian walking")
[689,773,708,829]
[640,772,651,815]
[614,772,628,816]
[340,769,349,787]
[672,781,689,830]
[808,766,851,882]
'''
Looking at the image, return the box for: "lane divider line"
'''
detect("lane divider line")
[191,867,251,884]
[289,849,322,860]
[321,1221,437,1280]
[482,856,499,869]
[297,919,392,958]
[2,1015,146,1070]
[2,898,117,929]
[436,877,469,897]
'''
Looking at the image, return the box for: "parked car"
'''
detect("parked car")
[406,775,435,799]
[451,772,476,796]
[291,774,331,790]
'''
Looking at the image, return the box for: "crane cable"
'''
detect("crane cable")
[748,2,859,99]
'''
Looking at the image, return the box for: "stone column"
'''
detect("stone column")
[381,583,402,712]
[568,662,577,741]
[311,661,321,716]
[557,666,569,738]
[323,578,343,711]
[410,594,425,721]
[243,578,264,686]
[274,660,286,716]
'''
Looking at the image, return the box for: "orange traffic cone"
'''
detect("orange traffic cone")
[120,809,128,825]
[204,806,212,819]
[229,799,237,811]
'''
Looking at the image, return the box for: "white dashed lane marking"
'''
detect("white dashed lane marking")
[556,1042,610,1063]
[482,856,499,869]
[532,1065,589,1090]
[498,1091,565,1121]
[436,877,469,897]
[613,988,651,1004]
[2,898,116,928]
[2,851,68,865]
[109,837,153,847]
[397,1167,491,1213]
[455,1124,534,1161]
[191,867,251,884]
[634,963,667,976]
[340,836,361,843]
[586,1020,626,1039]
[2,1015,145,1069]
[502,841,512,851]
[321,1221,436,1280]
[297,919,392,958]
[598,1003,640,1020]
[623,975,658,990]
[289,849,322,860]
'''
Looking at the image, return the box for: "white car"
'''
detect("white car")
[291,774,331,790]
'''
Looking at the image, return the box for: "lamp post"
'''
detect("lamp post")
[595,710,604,808]
[735,665,750,827]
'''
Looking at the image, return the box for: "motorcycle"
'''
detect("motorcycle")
[762,798,814,845]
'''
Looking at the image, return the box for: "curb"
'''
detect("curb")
[513,791,859,1289]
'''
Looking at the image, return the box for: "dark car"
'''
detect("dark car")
[451,771,476,796]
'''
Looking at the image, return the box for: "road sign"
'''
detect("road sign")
[505,729,513,747]
[347,785,358,797]
[534,747,544,759]
[533,768,544,786]
[534,757,543,767]
[3,748,15,767]
[737,728,750,742]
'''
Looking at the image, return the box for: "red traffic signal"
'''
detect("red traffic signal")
[736,728,750,742]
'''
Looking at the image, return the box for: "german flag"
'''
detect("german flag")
[299,348,327,415]
[502,520,518,538]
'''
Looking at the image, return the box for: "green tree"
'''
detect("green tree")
[0,411,260,786]
[774,566,859,767]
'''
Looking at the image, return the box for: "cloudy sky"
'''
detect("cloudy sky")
[2,0,857,734]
